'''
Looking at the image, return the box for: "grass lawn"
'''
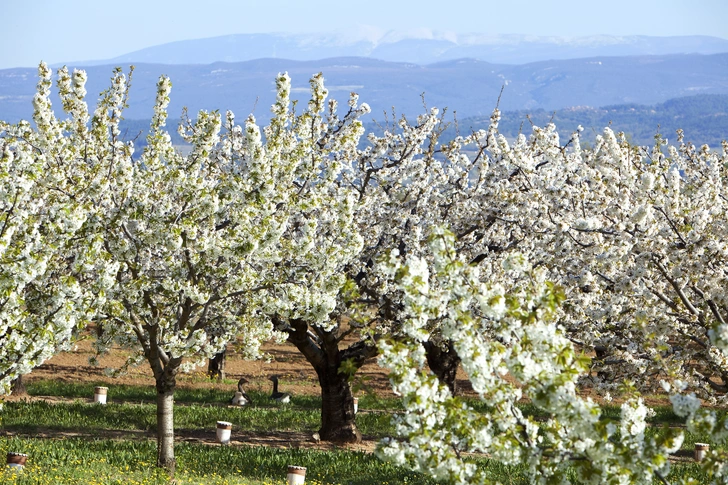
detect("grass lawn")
[0,436,433,485]
[0,380,718,484]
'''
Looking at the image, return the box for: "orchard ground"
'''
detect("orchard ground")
[5,337,677,452]
[5,338,403,454]
[0,339,710,485]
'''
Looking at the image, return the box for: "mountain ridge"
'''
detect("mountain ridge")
[1,53,726,124]
[73,32,728,66]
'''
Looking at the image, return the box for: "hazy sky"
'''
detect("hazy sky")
[2,0,727,69]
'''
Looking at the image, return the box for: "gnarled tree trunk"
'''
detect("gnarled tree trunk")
[278,316,376,444]
[318,359,360,443]
[424,339,461,396]
[207,348,226,381]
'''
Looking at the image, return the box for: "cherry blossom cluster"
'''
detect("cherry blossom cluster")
[0,62,119,393]
[377,229,683,484]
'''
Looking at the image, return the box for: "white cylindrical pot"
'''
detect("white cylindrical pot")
[695,442,710,462]
[94,386,108,404]
[287,465,306,485]
[7,452,27,470]
[353,397,359,414]
[216,421,232,444]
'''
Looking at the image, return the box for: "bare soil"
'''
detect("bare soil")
[20,338,404,399]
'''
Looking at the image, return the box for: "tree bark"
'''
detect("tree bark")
[424,339,461,396]
[207,348,226,381]
[156,384,176,474]
[145,328,181,475]
[10,375,27,396]
[317,361,360,443]
[278,316,377,444]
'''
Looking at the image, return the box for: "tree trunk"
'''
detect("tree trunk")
[156,385,176,474]
[317,363,361,443]
[278,316,377,444]
[10,375,27,396]
[424,339,461,395]
[149,347,181,475]
[207,348,226,381]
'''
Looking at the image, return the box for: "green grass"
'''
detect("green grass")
[10,379,721,483]
[2,398,708,453]
[1,435,705,485]
[0,403,716,484]
[0,437,435,485]
[1,400,394,438]
[20,379,710,439]
[24,380,399,412]
[26,381,282,408]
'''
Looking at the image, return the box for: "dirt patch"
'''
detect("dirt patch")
[19,337,662,407]
[21,338,480,401]
[22,340,389,397]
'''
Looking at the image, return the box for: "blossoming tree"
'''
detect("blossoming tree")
[251,76,371,443]
[372,111,728,482]
[85,70,371,471]
[320,106,523,401]
[269,106,462,442]
[274,105,537,442]
[0,63,114,395]
[380,106,728,403]
[465,118,728,401]
[377,229,684,484]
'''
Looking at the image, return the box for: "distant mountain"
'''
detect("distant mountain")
[77,32,728,66]
[1,54,727,124]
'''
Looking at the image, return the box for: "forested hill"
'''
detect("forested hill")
[120,94,727,151]
[454,94,728,148]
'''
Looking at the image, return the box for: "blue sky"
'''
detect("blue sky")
[2,0,727,69]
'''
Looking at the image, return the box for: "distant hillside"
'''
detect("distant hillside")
[1,54,727,124]
[119,94,727,152]
[78,32,728,66]
[454,94,728,148]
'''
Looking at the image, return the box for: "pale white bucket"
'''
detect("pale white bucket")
[216,421,232,444]
[695,442,710,462]
[94,386,108,404]
[287,465,306,485]
[7,452,27,470]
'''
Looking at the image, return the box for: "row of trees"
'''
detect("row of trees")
[2,63,728,482]
[371,112,728,482]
